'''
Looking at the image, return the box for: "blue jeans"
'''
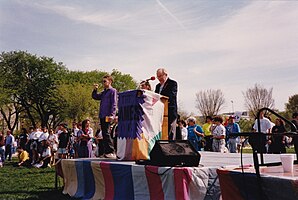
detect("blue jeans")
[189,138,199,151]
[0,147,5,162]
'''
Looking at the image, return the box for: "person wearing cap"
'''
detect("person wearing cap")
[225,116,241,153]
[92,75,117,159]
[155,68,178,140]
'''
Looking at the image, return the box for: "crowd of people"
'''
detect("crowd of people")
[0,119,119,168]
[0,67,297,168]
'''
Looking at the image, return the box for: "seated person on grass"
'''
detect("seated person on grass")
[17,146,30,167]
[33,140,51,168]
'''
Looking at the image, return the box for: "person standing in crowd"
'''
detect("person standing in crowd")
[72,122,80,158]
[212,116,226,152]
[203,116,213,151]
[19,128,28,151]
[92,74,117,159]
[47,128,58,165]
[155,68,178,140]
[5,130,15,161]
[225,116,241,153]
[57,123,70,159]
[268,118,287,154]
[0,131,5,166]
[179,120,188,140]
[252,111,274,153]
[187,117,204,151]
[77,119,94,158]
[291,112,298,159]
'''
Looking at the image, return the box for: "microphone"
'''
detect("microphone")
[146,76,155,82]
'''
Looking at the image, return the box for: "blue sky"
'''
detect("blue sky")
[1,0,298,115]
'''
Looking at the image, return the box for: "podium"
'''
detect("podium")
[117,89,168,160]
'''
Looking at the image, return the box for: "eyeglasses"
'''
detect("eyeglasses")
[102,80,107,83]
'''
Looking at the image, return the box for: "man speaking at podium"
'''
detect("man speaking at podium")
[155,68,178,140]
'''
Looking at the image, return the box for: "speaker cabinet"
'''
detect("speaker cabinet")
[149,140,201,167]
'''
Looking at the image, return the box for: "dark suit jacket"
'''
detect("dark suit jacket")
[155,78,178,124]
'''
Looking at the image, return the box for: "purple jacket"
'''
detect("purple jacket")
[92,87,117,118]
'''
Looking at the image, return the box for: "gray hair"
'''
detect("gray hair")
[187,116,196,124]
[157,68,168,76]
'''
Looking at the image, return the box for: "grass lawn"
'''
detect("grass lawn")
[0,157,69,200]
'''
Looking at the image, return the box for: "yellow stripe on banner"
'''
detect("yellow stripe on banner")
[91,161,105,200]
[61,159,78,196]
[132,133,149,160]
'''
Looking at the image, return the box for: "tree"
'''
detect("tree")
[242,83,275,118]
[195,89,225,117]
[58,69,137,123]
[0,51,67,128]
[285,94,298,114]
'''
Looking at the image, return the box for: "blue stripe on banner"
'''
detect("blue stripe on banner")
[110,163,134,200]
[74,160,95,199]
[74,161,85,198]
[82,160,95,199]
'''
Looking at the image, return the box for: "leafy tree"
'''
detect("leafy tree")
[285,94,298,114]
[58,69,137,123]
[195,89,225,117]
[242,84,275,118]
[0,51,67,128]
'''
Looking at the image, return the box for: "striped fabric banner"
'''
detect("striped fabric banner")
[117,90,164,161]
[61,159,219,200]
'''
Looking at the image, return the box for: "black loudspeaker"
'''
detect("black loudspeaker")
[149,140,201,167]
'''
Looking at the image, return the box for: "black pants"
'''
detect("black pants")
[204,136,213,151]
[100,118,115,155]
[5,144,12,161]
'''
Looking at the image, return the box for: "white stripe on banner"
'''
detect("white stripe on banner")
[61,159,78,196]
[132,165,150,200]
[91,161,105,200]
[159,167,176,199]
[140,90,164,141]
[117,138,126,160]
[189,167,210,199]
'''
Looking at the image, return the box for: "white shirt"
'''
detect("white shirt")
[41,147,51,157]
[39,132,49,142]
[253,118,273,133]
[212,124,226,137]
[181,127,188,140]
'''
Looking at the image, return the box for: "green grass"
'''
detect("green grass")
[1,148,296,199]
[0,158,69,200]
[241,147,296,154]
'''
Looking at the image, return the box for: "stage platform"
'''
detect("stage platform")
[58,152,287,200]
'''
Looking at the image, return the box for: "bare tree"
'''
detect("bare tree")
[242,83,274,118]
[195,89,225,117]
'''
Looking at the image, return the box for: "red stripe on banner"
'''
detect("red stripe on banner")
[100,162,114,200]
[145,165,164,200]
[217,169,244,200]
[174,168,192,199]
